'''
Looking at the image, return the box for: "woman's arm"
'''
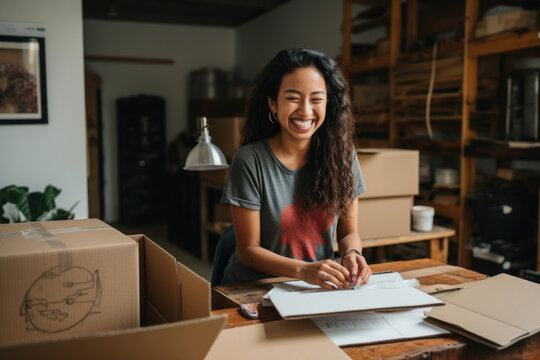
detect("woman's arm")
[231,204,351,290]
[336,197,372,285]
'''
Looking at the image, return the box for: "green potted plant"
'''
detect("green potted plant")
[0,184,78,223]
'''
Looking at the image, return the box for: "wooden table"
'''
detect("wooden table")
[211,258,540,359]
[334,226,455,264]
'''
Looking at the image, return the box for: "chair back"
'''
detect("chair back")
[211,225,236,286]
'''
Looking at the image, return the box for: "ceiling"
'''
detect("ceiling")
[83,0,292,27]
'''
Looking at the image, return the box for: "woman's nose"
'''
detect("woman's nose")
[297,100,313,116]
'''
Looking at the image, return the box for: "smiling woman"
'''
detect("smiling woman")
[218,48,372,289]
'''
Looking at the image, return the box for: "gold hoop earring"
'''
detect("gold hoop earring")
[268,111,278,124]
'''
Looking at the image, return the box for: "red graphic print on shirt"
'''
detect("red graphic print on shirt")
[280,197,334,260]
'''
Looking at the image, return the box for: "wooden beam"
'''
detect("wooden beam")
[458,0,479,269]
[406,0,419,51]
[470,29,540,57]
[85,55,174,65]
[388,0,401,147]
[342,0,352,73]
[348,54,390,73]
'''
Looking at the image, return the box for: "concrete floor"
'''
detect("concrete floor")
[111,222,214,282]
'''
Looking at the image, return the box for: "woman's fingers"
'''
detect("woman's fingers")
[321,260,350,290]
[357,257,372,285]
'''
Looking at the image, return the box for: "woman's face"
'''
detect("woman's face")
[268,66,327,143]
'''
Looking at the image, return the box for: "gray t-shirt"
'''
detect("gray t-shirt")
[221,139,366,284]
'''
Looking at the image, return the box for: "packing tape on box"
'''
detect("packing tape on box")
[0,224,111,238]
[0,223,110,271]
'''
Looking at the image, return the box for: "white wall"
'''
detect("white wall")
[236,0,343,81]
[83,20,236,222]
[235,0,384,81]
[0,0,88,219]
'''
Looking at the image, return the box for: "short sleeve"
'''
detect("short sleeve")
[221,146,262,210]
[352,150,367,198]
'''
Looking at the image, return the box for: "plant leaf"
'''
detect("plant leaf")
[44,185,61,210]
[55,208,72,220]
[4,187,31,220]
[27,192,47,221]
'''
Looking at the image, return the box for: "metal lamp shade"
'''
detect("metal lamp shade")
[184,116,229,171]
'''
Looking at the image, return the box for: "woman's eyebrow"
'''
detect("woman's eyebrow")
[283,89,326,95]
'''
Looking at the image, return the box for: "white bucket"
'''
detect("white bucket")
[411,206,435,232]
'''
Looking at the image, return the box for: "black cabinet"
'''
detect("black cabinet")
[117,95,166,224]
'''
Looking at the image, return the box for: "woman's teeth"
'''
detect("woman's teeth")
[292,119,312,128]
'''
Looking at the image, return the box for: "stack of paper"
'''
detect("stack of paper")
[261,272,449,346]
[266,273,444,319]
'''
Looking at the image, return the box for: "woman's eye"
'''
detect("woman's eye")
[312,98,324,103]
[286,97,300,101]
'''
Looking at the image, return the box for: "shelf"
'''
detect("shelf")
[400,40,464,61]
[397,138,461,155]
[395,115,462,122]
[469,29,540,57]
[352,12,389,33]
[348,54,390,74]
[354,138,390,148]
[465,138,540,160]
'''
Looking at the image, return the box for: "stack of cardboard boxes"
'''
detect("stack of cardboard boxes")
[356,148,419,239]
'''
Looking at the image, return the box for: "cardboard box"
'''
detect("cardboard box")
[496,168,531,181]
[206,116,244,159]
[357,148,419,199]
[426,273,540,349]
[0,219,139,346]
[1,234,227,359]
[475,9,537,38]
[358,196,413,239]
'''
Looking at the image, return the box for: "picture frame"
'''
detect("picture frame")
[0,35,48,124]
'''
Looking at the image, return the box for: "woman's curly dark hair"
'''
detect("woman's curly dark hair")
[242,48,355,218]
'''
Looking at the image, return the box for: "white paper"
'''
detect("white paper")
[267,273,444,319]
[313,308,451,346]
[262,272,407,307]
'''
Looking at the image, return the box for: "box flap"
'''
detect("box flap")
[426,302,526,348]
[425,273,540,349]
[144,236,181,322]
[206,319,350,359]
[177,261,211,320]
[129,235,147,302]
[438,274,540,333]
[1,315,227,360]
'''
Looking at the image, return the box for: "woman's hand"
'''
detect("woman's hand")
[298,259,351,290]
[341,250,371,285]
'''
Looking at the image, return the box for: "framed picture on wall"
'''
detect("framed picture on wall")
[0,34,48,124]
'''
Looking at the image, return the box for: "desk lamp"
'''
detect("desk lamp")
[184,116,229,171]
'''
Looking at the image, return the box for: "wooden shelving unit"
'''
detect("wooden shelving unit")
[460,1,540,268]
[343,0,540,268]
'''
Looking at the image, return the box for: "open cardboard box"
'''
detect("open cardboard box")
[1,234,226,359]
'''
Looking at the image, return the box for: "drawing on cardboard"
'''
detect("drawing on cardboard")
[20,265,102,333]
